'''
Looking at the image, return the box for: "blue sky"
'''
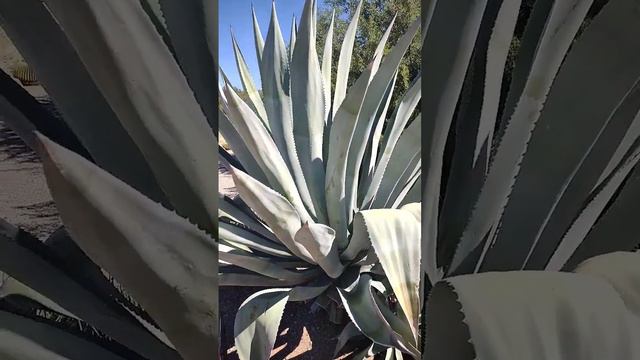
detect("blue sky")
[219,0,327,89]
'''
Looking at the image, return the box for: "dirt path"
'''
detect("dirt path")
[0,121,60,238]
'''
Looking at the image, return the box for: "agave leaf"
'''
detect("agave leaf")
[230,31,269,126]
[435,46,487,266]
[43,226,168,341]
[325,17,396,246]
[326,62,375,246]
[139,0,175,52]
[219,106,269,185]
[43,0,218,233]
[391,172,421,210]
[141,0,166,28]
[289,15,297,61]
[361,71,398,199]
[597,112,640,187]
[228,165,315,263]
[422,0,436,42]
[332,0,362,117]
[421,0,489,282]
[234,289,289,360]
[219,196,276,242]
[425,271,640,360]
[574,252,640,315]
[339,213,370,263]
[0,221,178,359]
[294,223,344,278]
[371,118,421,209]
[220,273,304,287]
[338,274,418,357]
[546,144,640,271]
[290,0,328,223]
[222,83,311,220]
[0,69,89,161]
[252,5,265,63]
[0,0,167,205]
[497,0,554,132]
[219,222,292,258]
[363,76,421,207]
[0,273,77,320]
[346,16,417,218]
[563,161,640,270]
[321,10,335,125]
[157,0,218,127]
[0,310,126,360]
[357,206,421,340]
[473,0,521,165]
[260,2,291,150]
[524,81,640,270]
[452,0,594,272]
[289,280,331,301]
[399,175,421,208]
[373,290,416,352]
[479,0,640,272]
[261,2,316,219]
[333,321,364,357]
[219,245,312,283]
[37,134,216,360]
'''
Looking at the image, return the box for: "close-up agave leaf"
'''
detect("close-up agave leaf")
[452,0,595,273]
[38,134,217,360]
[0,0,218,358]
[425,268,640,360]
[477,0,640,273]
[0,0,167,205]
[155,0,218,127]
[220,0,422,358]
[0,218,178,359]
[230,31,268,126]
[0,310,127,360]
[421,0,640,358]
[42,0,218,233]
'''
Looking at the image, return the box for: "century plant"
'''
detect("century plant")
[0,0,217,359]
[218,0,421,358]
[421,0,640,359]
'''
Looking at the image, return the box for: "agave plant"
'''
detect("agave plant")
[0,0,217,359]
[420,0,640,358]
[218,0,421,358]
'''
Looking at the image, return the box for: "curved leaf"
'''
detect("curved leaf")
[38,134,217,360]
[0,0,167,205]
[234,289,289,360]
[425,271,640,360]
[338,274,418,357]
[0,310,125,360]
[0,221,178,360]
[43,0,218,233]
[294,223,344,278]
[229,165,315,263]
[357,206,421,339]
[157,0,218,128]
